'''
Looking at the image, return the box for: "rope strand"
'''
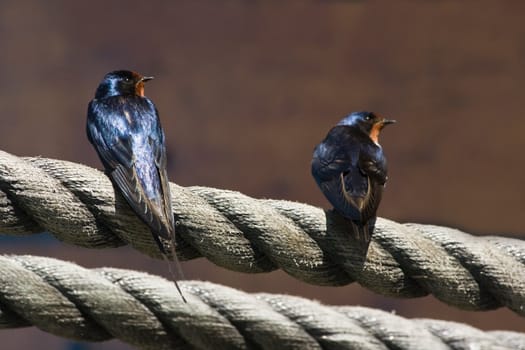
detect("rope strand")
[1,150,525,315]
[0,254,523,350]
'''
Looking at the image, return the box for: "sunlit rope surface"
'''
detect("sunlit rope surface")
[1,150,525,316]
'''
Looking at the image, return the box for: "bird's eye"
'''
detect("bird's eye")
[364,115,372,121]
[124,77,131,83]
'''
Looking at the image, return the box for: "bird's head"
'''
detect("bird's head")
[338,111,395,145]
[94,70,154,99]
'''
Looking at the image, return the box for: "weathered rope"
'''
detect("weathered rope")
[1,150,525,316]
[0,254,523,350]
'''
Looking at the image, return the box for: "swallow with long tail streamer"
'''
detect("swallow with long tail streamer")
[311,111,395,242]
[87,70,186,302]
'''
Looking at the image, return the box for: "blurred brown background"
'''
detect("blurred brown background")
[1,1,525,349]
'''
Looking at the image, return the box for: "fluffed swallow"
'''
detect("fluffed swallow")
[86,70,186,302]
[311,111,395,242]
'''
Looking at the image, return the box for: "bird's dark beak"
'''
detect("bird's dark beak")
[140,76,154,83]
[381,119,396,126]
[377,118,395,130]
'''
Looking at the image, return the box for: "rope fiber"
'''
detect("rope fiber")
[0,254,524,350]
[1,150,525,316]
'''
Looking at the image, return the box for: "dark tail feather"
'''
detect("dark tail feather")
[162,243,187,303]
[367,216,377,239]
[350,221,371,243]
[359,223,370,243]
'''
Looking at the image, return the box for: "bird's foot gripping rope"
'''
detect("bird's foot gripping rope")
[1,150,525,315]
[1,254,524,350]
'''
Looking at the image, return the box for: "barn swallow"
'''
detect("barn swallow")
[86,70,186,302]
[311,111,395,242]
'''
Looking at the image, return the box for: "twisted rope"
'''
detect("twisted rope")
[0,254,523,350]
[1,150,525,316]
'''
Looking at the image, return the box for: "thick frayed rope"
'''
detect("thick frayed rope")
[0,254,523,350]
[1,150,525,315]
